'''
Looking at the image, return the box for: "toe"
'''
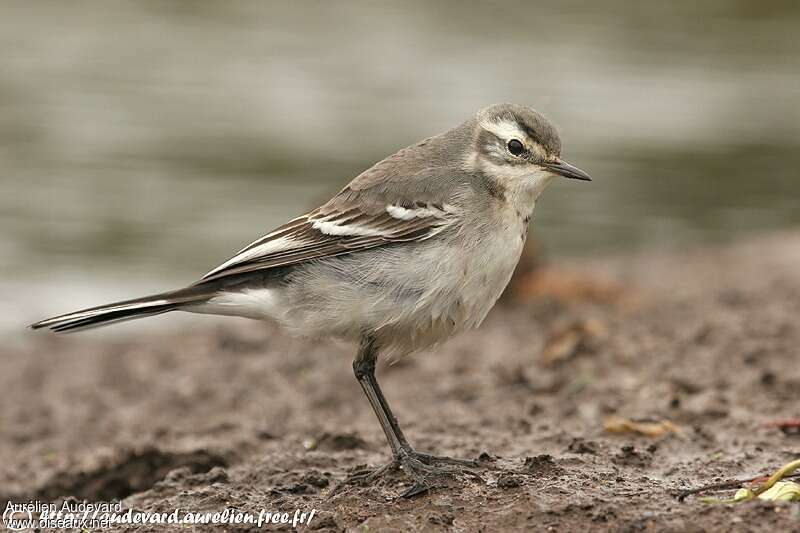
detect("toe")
[400,482,433,498]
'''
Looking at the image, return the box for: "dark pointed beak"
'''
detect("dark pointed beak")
[542,159,592,181]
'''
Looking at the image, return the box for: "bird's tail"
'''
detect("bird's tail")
[29,285,214,333]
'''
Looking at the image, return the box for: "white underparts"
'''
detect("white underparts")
[479,160,556,219]
[196,288,280,320]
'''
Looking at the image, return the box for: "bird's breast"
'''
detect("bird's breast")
[445,208,528,330]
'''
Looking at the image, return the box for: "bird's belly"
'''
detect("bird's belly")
[448,226,526,329]
[351,223,526,351]
[196,222,527,357]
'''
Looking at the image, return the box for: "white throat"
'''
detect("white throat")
[481,161,556,218]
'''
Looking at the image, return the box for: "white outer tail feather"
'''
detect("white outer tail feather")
[29,287,213,333]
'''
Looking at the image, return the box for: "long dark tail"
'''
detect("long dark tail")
[29,285,215,333]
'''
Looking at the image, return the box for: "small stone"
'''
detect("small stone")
[524,454,565,477]
[311,515,337,530]
[567,438,598,455]
[315,432,367,451]
[428,513,455,526]
[497,473,522,489]
[302,470,330,488]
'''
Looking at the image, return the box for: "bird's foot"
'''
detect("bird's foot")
[395,447,483,497]
[408,450,479,469]
[338,448,481,498]
[341,459,400,485]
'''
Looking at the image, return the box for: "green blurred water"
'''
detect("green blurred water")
[2,1,800,324]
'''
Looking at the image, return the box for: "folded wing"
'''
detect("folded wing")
[198,201,459,283]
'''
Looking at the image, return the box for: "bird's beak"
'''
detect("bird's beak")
[541,159,592,181]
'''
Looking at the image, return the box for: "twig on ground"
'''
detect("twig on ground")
[763,419,800,434]
[677,466,800,502]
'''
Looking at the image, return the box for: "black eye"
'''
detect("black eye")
[507,139,524,156]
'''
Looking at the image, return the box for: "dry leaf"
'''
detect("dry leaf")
[763,418,800,435]
[700,458,800,504]
[756,481,800,502]
[603,416,681,438]
[732,481,800,503]
[541,319,607,365]
[511,268,633,306]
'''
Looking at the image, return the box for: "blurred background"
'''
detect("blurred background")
[2,0,799,331]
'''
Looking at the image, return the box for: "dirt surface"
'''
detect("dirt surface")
[2,233,800,532]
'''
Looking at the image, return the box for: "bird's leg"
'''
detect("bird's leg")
[351,336,406,457]
[346,336,480,497]
[368,362,476,469]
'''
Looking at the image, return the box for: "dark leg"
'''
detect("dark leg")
[352,336,407,455]
[348,336,480,497]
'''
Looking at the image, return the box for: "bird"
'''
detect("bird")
[31,103,591,497]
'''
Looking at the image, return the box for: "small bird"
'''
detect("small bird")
[31,103,591,496]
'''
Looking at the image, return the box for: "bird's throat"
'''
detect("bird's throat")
[499,169,555,220]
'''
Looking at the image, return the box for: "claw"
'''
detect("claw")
[343,459,399,484]
[413,451,479,468]
[400,482,433,498]
[331,448,482,498]
[394,449,483,498]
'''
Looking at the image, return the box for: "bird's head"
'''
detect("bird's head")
[469,103,591,203]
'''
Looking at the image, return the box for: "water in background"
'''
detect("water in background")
[2,1,800,328]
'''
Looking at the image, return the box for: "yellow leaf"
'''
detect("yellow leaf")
[603,416,681,438]
[757,481,800,502]
[541,319,607,365]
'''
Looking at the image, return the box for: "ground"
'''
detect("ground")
[2,233,799,532]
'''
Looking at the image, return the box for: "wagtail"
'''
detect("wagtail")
[31,103,591,496]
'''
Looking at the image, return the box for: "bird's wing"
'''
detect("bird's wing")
[197,199,460,283]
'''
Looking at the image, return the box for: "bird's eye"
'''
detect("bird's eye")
[507,139,524,156]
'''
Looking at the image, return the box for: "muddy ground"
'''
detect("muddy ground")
[2,233,799,532]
